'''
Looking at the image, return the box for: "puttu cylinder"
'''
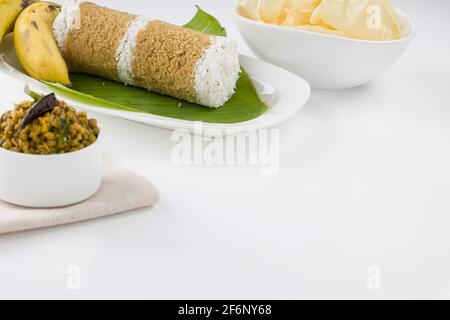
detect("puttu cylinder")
[53,2,240,108]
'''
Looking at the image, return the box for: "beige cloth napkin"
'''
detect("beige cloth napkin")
[0,159,159,235]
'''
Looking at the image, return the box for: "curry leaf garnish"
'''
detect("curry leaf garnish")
[58,117,69,145]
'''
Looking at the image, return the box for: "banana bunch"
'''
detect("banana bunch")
[0,0,36,42]
[14,2,71,86]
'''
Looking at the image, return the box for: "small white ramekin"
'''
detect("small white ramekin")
[235,6,415,90]
[0,134,102,208]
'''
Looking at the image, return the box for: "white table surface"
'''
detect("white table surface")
[0,0,449,300]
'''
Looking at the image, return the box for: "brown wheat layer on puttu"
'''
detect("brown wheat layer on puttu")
[61,3,136,82]
[53,2,241,108]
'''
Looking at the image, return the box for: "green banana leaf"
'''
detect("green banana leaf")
[44,6,268,124]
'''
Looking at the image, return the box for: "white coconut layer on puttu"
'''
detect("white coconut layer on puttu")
[53,1,241,108]
[116,16,151,85]
[194,37,240,108]
[53,0,87,51]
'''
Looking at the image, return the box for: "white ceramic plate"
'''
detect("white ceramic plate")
[0,34,310,137]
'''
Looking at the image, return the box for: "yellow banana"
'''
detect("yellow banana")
[14,2,71,86]
[0,0,36,42]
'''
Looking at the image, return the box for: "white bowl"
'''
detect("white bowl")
[234,6,415,90]
[0,134,102,208]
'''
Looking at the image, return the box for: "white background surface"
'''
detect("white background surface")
[0,0,449,300]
